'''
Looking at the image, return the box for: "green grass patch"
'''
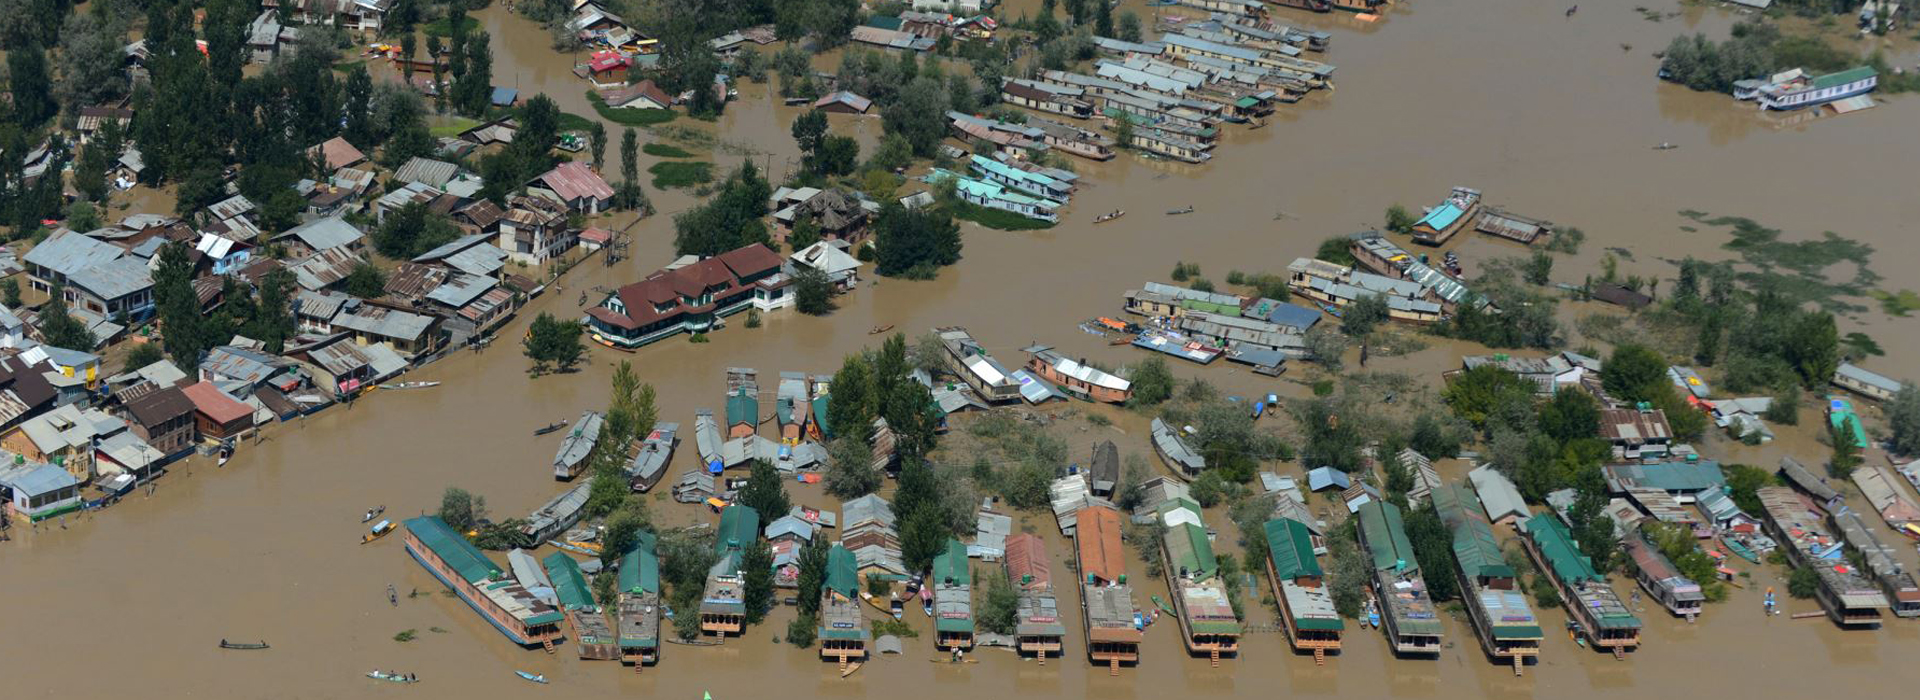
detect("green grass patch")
[951,202,1056,231]
[1871,289,1920,317]
[586,91,679,126]
[428,117,482,138]
[643,143,694,158]
[649,161,713,189]
[421,16,480,37]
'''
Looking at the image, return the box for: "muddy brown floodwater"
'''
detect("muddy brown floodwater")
[7,0,1920,697]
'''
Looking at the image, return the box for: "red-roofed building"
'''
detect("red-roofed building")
[180,381,255,440]
[586,244,789,349]
[601,80,673,110]
[308,136,366,172]
[577,227,613,251]
[529,161,614,215]
[586,51,630,87]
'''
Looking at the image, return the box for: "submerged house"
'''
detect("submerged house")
[1284,257,1443,324]
[1521,517,1641,656]
[403,516,564,648]
[936,326,1021,404]
[1264,518,1344,662]
[586,245,786,349]
[1622,533,1704,620]
[1151,418,1206,477]
[1734,66,1877,110]
[1355,501,1443,655]
[921,168,1062,222]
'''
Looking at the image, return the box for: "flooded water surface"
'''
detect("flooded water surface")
[7,0,1920,697]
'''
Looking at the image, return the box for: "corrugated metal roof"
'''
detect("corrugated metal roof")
[1265,518,1319,579]
[276,216,364,251]
[1003,533,1051,589]
[25,229,126,276]
[404,515,503,583]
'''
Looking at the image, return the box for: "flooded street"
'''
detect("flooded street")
[7,0,1920,697]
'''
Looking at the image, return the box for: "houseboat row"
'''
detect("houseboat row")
[1073,504,1143,673]
[1355,501,1445,655]
[403,516,565,649]
[1756,487,1889,627]
[1430,484,1541,675]
[1621,533,1704,621]
[1158,498,1242,665]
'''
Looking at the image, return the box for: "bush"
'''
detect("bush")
[643,142,694,158]
[1787,566,1819,599]
[785,614,817,647]
[873,618,918,638]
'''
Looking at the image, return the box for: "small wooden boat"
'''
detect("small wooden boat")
[1721,536,1759,564]
[1653,142,1678,150]
[515,671,548,684]
[841,660,864,677]
[363,505,385,523]
[534,420,569,436]
[1252,401,1264,419]
[1093,210,1125,224]
[868,324,894,335]
[1149,595,1178,616]
[1165,206,1194,215]
[366,670,417,683]
[220,639,269,650]
[363,520,394,544]
[380,381,442,390]
[1107,336,1131,346]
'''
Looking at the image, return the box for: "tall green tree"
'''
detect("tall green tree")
[244,267,299,353]
[1602,344,1670,403]
[9,42,55,129]
[741,537,775,623]
[871,202,961,277]
[343,65,375,149]
[736,460,791,523]
[454,30,494,116]
[55,13,129,115]
[588,121,607,170]
[38,284,96,350]
[152,241,211,369]
[794,536,830,616]
[825,354,875,442]
[523,312,585,375]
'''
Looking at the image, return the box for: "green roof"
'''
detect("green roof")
[618,545,660,594]
[403,516,501,583]
[936,616,974,633]
[1235,96,1260,108]
[1492,625,1544,640]
[865,15,904,30]
[933,539,970,585]
[1522,516,1600,585]
[1179,299,1241,315]
[544,551,594,610]
[1830,409,1869,449]
[726,389,757,426]
[811,395,832,439]
[1810,66,1876,90]
[715,505,761,557]
[1296,617,1345,631]
[1166,522,1218,580]
[1432,484,1510,579]
[826,544,858,597]
[1358,501,1417,573]
[1191,620,1242,635]
[1264,518,1320,580]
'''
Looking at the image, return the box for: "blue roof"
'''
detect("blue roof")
[1265,302,1322,332]
[491,87,519,106]
[1307,467,1351,492]
[1415,203,1464,231]
[0,463,78,497]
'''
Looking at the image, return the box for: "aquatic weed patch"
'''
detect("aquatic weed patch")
[648,161,714,189]
[1680,211,1879,312]
[643,143,695,158]
[1871,289,1920,317]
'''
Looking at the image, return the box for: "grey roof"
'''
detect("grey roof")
[208,194,256,221]
[413,233,508,277]
[425,273,497,308]
[0,462,78,497]
[16,403,125,454]
[358,342,410,380]
[1836,362,1901,394]
[1150,418,1205,472]
[287,248,364,291]
[132,359,189,387]
[66,256,153,301]
[25,229,126,277]
[392,157,462,189]
[274,216,365,251]
[764,514,816,542]
[200,346,285,385]
[96,430,165,470]
[332,306,436,342]
[304,341,371,376]
[294,290,351,321]
[1468,465,1530,522]
[841,494,896,531]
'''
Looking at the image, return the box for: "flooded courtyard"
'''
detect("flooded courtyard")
[6,0,1920,697]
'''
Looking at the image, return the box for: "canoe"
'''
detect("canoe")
[1166,206,1194,215]
[1721,536,1759,564]
[515,671,548,684]
[1149,595,1177,616]
[363,519,394,544]
[1093,210,1125,224]
[534,420,569,436]
[219,639,269,650]
[840,660,864,678]
[1252,401,1264,419]
[869,324,894,335]
[362,506,385,523]
[380,381,441,390]
[366,671,416,683]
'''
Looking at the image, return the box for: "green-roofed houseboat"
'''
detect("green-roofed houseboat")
[1430,484,1541,675]
[1158,499,1241,664]
[543,551,621,660]
[1355,501,1444,656]
[1521,517,1641,657]
[1264,518,1344,664]
[402,516,564,649]
[819,545,869,668]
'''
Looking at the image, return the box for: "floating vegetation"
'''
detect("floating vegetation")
[648,161,715,189]
[1679,211,1879,313]
[1870,289,1920,317]
[393,629,417,643]
[643,143,695,158]
[1843,332,1884,358]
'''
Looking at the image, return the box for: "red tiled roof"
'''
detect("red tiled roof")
[602,80,673,109]
[310,137,366,171]
[715,244,782,278]
[597,245,777,330]
[1004,533,1051,590]
[578,227,613,244]
[181,381,253,425]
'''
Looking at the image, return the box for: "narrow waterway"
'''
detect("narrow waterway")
[6,0,1920,697]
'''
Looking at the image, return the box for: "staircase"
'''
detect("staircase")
[838,654,848,674]
[1511,654,1524,677]
[1209,649,1220,668]
[1612,646,1625,661]
[542,639,556,654]
[1108,658,1120,676]
[1313,648,1326,666]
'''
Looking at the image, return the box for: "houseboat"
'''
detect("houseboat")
[1001,78,1096,119]
[1829,509,1920,618]
[693,409,723,473]
[1521,517,1641,657]
[807,374,833,441]
[1757,486,1888,627]
[617,543,662,667]
[544,552,621,660]
[553,411,605,480]
[922,169,1063,222]
[1852,465,1920,531]
[1269,0,1334,11]
[1409,187,1481,246]
[969,155,1074,202]
[1026,116,1116,160]
[1431,484,1541,675]
[935,327,1024,404]
[1355,502,1444,656]
[1349,233,1485,313]
[725,368,759,439]
[1159,499,1241,665]
[1151,418,1207,478]
[1622,533,1704,620]
[1832,362,1901,402]
[1005,533,1066,661]
[933,539,976,650]
[819,545,870,668]
[1265,518,1344,663]
[1473,208,1552,245]
[520,482,590,545]
[627,421,679,492]
[1074,505,1141,672]
[402,516,565,649]
[1175,0,1266,16]
[1733,66,1876,110]
[1284,257,1446,325]
[775,372,809,444]
[1132,328,1225,364]
[701,504,761,635]
[1021,345,1133,404]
